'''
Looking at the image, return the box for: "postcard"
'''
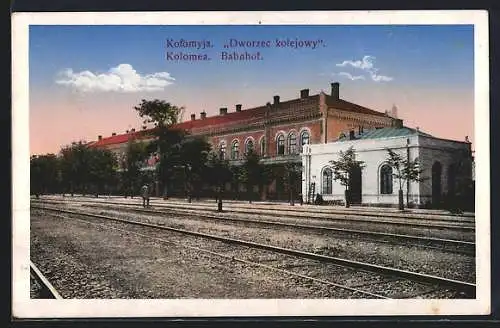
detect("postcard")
[12,10,490,318]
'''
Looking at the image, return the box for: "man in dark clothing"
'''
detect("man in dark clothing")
[141,184,150,208]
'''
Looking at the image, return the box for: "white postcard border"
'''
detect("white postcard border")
[12,10,490,318]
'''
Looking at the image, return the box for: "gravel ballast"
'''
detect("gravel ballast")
[31,213,394,298]
[31,209,471,299]
[59,205,476,283]
[33,198,475,242]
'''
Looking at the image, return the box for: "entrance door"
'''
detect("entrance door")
[349,166,362,204]
[432,161,442,207]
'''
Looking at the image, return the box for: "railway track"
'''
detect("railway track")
[38,195,475,221]
[30,261,63,299]
[32,205,476,298]
[33,198,475,232]
[72,202,475,256]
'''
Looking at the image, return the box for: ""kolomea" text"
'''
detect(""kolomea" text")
[166,52,210,61]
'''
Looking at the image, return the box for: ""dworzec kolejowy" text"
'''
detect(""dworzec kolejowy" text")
[164,37,325,62]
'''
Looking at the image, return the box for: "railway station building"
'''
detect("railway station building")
[301,127,474,209]
[89,82,408,200]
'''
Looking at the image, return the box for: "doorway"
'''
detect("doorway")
[349,166,362,204]
[432,161,442,207]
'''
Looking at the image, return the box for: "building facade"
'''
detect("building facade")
[89,82,401,199]
[302,127,474,208]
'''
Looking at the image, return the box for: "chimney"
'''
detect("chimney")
[219,107,228,115]
[112,132,116,136]
[273,95,280,105]
[391,104,398,118]
[331,82,340,100]
[391,118,403,128]
[190,113,196,121]
[235,104,242,112]
[98,135,102,141]
[200,111,207,119]
[349,130,355,140]
[300,89,309,99]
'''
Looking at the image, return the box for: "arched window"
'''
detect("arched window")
[231,140,239,160]
[300,130,310,152]
[219,141,226,160]
[322,168,333,194]
[245,139,254,155]
[277,134,285,155]
[288,132,297,154]
[380,164,393,194]
[260,137,266,156]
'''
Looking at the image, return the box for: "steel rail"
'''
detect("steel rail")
[33,205,476,297]
[35,195,476,220]
[30,261,63,299]
[78,202,475,255]
[33,199,475,231]
[48,212,390,299]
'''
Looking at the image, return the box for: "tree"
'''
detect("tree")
[59,141,91,196]
[329,146,365,208]
[206,151,232,211]
[87,148,118,197]
[30,154,60,197]
[134,99,183,128]
[177,136,212,201]
[385,148,425,210]
[59,141,118,197]
[122,139,149,197]
[446,149,474,214]
[239,149,263,203]
[283,162,302,206]
[134,99,186,198]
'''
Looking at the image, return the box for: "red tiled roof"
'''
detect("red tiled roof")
[89,130,154,147]
[174,105,267,131]
[90,93,388,147]
[326,96,388,117]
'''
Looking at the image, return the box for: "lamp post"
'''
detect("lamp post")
[186,164,192,203]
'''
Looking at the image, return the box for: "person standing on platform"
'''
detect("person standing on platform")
[141,184,150,208]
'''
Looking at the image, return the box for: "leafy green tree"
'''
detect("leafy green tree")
[88,148,118,197]
[134,99,185,198]
[206,151,232,210]
[385,148,425,210]
[443,149,473,213]
[30,153,60,197]
[59,141,91,195]
[122,140,149,197]
[229,165,243,200]
[329,146,365,208]
[178,136,212,201]
[283,162,302,206]
[58,141,118,197]
[239,149,262,203]
[134,99,183,128]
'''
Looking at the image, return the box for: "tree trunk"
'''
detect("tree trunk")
[345,189,350,208]
[398,189,404,210]
[217,187,223,212]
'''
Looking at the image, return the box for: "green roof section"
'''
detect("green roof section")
[338,126,433,141]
